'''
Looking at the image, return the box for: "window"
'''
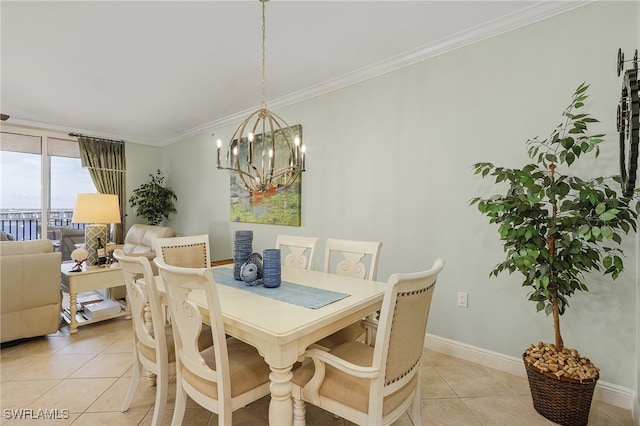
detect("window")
[0,129,96,241]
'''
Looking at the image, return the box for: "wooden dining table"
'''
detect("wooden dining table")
[156,265,386,426]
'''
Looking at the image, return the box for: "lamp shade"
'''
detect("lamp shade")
[72,193,121,224]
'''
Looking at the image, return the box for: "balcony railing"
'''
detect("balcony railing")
[0,209,84,241]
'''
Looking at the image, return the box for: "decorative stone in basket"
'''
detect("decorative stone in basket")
[240,253,263,286]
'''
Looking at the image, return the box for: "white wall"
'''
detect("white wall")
[156,1,639,391]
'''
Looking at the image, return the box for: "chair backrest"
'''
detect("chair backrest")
[370,258,444,416]
[113,249,168,368]
[154,234,211,268]
[275,234,319,270]
[154,258,232,409]
[323,238,382,280]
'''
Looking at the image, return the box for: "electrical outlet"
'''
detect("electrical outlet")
[457,292,468,307]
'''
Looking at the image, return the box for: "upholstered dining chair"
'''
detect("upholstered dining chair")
[113,249,213,426]
[154,234,210,268]
[292,258,445,426]
[315,238,383,349]
[154,258,271,426]
[275,234,319,270]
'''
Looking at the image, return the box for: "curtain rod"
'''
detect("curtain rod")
[68,132,125,144]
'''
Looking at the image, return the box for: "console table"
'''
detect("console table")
[60,263,129,334]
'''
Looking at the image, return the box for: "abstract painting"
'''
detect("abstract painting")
[229,124,302,226]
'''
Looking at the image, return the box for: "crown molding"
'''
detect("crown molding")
[164,0,594,146]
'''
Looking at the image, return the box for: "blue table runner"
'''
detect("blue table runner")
[212,268,349,309]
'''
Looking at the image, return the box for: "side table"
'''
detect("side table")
[60,263,130,334]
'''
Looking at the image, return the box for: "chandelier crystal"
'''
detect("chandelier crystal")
[216,0,305,194]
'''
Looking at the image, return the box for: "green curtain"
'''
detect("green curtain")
[77,136,126,244]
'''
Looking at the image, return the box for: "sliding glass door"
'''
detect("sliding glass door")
[0,129,96,251]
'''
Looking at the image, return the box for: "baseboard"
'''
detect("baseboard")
[424,333,637,415]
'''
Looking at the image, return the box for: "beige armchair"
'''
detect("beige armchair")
[292,259,445,426]
[43,225,85,262]
[122,224,175,258]
[103,224,175,300]
[0,240,62,343]
[120,224,175,275]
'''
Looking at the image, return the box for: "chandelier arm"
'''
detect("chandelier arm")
[270,167,301,183]
[266,111,300,169]
[267,114,278,186]
[236,168,260,192]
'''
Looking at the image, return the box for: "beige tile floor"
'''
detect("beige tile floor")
[0,317,634,426]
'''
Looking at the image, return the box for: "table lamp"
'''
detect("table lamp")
[71,193,121,265]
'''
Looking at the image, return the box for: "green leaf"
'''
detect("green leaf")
[601,226,614,239]
[561,137,574,149]
[599,209,620,221]
[576,82,589,94]
[614,256,623,270]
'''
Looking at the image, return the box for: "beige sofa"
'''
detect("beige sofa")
[0,239,62,343]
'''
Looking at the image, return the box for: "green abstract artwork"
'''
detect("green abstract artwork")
[229,124,302,226]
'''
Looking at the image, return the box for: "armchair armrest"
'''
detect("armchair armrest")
[302,345,379,405]
[304,347,379,379]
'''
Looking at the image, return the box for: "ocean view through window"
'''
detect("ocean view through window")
[1,130,96,241]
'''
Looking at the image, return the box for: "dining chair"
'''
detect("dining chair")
[154,258,271,426]
[114,249,213,426]
[292,258,445,426]
[275,234,319,270]
[154,234,211,268]
[315,238,383,349]
[323,238,382,280]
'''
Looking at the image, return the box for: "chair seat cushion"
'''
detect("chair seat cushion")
[181,337,270,399]
[292,341,416,416]
[138,324,213,364]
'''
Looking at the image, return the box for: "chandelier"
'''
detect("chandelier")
[216,0,305,195]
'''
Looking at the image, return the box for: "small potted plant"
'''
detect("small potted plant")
[129,169,177,225]
[471,83,638,426]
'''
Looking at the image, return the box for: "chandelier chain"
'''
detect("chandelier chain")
[215,0,305,195]
[261,0,267,109]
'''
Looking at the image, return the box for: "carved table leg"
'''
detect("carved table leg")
[69,291,78,334]
[269,365,293,425]
[292,396,306,426]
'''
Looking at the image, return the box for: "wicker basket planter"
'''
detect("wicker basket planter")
[523,354,598,426]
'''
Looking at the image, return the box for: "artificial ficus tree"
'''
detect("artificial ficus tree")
[471,83,638,353]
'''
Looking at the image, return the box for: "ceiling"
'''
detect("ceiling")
[1,1,589,146]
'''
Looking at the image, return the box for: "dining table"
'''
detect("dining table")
[155,264,387,426]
